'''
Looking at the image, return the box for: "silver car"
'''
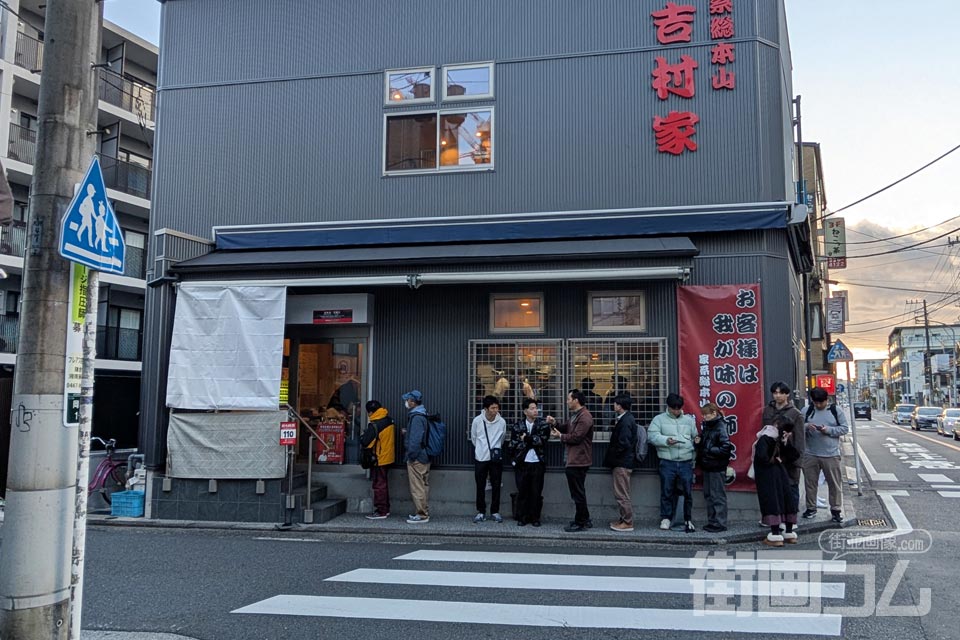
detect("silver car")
[893,403,916,425]
[937,408,960,439]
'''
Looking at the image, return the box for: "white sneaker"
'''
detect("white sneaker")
[473,513,485,523]
[660,518,671,530]
[406,514,430,524]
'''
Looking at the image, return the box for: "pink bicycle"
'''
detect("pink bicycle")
[88,437,129,504]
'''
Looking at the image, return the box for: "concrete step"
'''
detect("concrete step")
[298,498,347,524]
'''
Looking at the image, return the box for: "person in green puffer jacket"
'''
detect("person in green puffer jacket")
[648,393,698,533]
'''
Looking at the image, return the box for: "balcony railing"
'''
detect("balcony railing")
[98,69,156,121]
[14,32,43,73]
[96,326,142,361]
[122,244,146,280]
[7,123,37,165]
[0,316,18,354]
[0,223,27,258]
[101,155,152,200]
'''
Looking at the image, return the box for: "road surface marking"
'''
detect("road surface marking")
[918,473,953,483]
[855,445,898,482]
[233,595,842,636]
[845,490,911,546]
[890,426,960,453]
[326,568,845,598]
[931,484,958,489]
[937,491,960,498]
[395,550,846,572]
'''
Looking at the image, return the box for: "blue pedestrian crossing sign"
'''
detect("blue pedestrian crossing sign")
[58,156,125,274]
[827,339,854,363]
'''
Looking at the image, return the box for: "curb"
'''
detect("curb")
[86,513,848,546]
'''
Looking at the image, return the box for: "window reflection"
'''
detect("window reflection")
[387,70,432,102]
[440,111,492,167]
[385,113,438,171]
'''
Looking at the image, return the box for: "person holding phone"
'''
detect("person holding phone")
[648,393,698,532]
[801,386,848,523]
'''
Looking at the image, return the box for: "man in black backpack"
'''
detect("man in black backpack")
[604,394,637,532]
[801,387,848,523]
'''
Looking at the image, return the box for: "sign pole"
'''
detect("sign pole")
[69,267,99,640]
[846,361,863,497]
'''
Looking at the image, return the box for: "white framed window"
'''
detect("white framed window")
[442,62,494,101]
[587,291,646,333]
[490,293,544,333]
[384,67,434,105]
[384,107,494,174]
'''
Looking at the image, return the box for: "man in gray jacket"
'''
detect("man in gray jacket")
[801,386,849,523]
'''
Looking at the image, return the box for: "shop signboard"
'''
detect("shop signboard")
[279,421,297,446]
[815,374,836,395]
[678,284,764,491]
[315,420,345,464]
[313,309,353,324]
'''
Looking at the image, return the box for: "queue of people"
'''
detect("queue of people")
[358,382,848,546]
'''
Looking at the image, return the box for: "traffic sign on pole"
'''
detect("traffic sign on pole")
[58,156,126,273]
[827,339,854,363]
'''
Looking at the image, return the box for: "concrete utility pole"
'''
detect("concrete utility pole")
[922,300,934,405]
[0,1,101,637]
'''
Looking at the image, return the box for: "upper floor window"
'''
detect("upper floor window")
[587,291,646,332]
[385,68,434,105]
[384,108,493,174]
[442,63,494,101]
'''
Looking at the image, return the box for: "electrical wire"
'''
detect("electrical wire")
[845,228,960,259]
[843,214,960,245]
[820,142,960,221]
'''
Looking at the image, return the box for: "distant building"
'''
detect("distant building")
[888,325,960,406]
[0,3,157,495]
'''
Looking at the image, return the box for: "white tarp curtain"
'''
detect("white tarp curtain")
[167,411,287,479]
[166,284,286,410]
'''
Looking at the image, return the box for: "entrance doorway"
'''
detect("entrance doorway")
[286,328,368,464]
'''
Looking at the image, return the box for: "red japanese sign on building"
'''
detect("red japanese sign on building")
[678,284,764,491]
[649,0,737,155]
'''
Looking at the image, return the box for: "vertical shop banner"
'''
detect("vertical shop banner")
[63,263,88,426]
[315,421,345,464]
[678,284,764,491]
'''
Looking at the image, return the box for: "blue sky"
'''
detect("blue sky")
[107,1,960,356]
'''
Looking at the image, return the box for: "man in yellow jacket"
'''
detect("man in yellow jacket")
[361,400,396,519]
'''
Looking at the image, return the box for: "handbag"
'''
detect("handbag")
[483,421,502,463]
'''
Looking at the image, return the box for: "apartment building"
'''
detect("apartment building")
[0,1,156,493]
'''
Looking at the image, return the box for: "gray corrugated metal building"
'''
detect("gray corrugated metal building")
[141,0,813,522]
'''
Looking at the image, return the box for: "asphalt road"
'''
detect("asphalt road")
[75,519,946,640]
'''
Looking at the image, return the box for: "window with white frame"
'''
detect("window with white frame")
[587,291,646,332]
[490,293,543,333]
[384,108,493,173]
[443,63,494,101]
[384,67,434,104]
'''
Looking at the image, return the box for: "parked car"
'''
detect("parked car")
[892,404,916,424]
[911,406,940,431]
[936,408,960,438]
[853,402,872,420]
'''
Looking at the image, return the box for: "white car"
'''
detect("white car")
[892,403,916,425]
[937,408,960,439]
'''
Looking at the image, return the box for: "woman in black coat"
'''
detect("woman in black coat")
[752,417,800,547]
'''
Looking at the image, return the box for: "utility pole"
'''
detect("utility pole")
[922,300,934,405]
[794,94,814,396]
[0,1,101,638]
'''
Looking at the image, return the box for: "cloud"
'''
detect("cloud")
[826,217,960,356]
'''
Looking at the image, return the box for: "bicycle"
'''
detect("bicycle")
[88,437,129,504]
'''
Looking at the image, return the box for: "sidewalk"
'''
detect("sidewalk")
[88,487,857,546]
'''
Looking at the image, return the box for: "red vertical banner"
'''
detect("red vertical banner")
[678,284,764,491]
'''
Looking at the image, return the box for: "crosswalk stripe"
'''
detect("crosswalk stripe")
[937,491,960,498]
[395,550,847,573]
[918,473,953,483]
[327,568,846,598]
[233,595,842,636]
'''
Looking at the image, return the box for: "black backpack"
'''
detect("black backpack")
[805,403,840,425]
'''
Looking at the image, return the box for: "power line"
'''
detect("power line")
[843,214,960,245]
[832,281,956,295]
[820,142,960,221]
[845,228,960,259]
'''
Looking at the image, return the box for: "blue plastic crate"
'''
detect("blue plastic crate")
[110,490,145,517]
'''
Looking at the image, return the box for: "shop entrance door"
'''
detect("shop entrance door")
[287,329,368,464]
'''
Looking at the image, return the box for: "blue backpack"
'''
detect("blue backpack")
[420,413,447,457]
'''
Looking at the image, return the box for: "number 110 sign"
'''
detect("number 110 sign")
[279,421,298,446]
